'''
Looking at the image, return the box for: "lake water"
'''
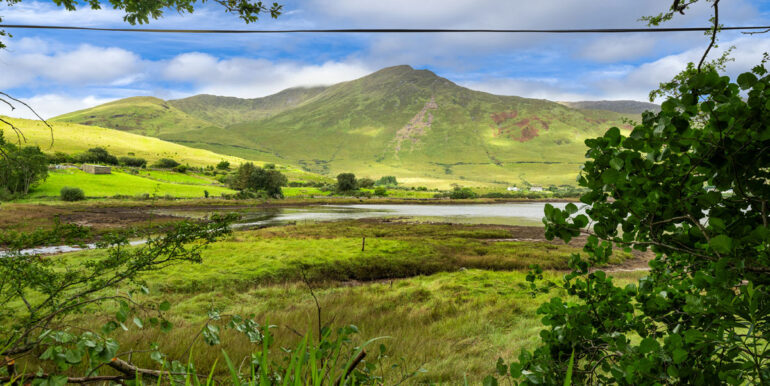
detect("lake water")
[6,202,580,256]
[157,202,578,228]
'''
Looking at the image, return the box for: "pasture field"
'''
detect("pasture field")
[29,168,236,198]
[12,220,641,383]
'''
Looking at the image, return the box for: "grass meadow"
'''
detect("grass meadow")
[14,220,640,383]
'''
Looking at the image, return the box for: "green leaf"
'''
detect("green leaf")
[133,316,144,329]
[482,375,499,386]
[737,72,758,89]
[639,337,659,354]
[672,348,688,364]
[708,235,733,254]
[160,319,173,333]
[496,357,507,376]
[565,203,578,215]
[609,158,624,171]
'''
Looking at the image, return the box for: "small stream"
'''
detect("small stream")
[5,202,581,257]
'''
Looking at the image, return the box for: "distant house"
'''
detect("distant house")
[507,186,519,192]
[81,164,111,175]
[529,186,543,192]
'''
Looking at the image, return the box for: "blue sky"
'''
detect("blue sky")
[2,0,770,118]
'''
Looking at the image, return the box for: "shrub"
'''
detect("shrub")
[216,160,230,170]
[375,176,398,186]
[173,164,188,173]
[118,156,147,168]
[358,177,375,188]
[374,186,388,196]
[449,186,477,199]
[151,158,180,169]
[48,151,72,164]
[60,186,85,201]
[74,147,118,165]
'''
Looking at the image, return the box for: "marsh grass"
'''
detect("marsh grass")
[10,221,638,383]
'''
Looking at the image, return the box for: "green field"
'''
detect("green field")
[20,220,639,383]
[30,169,236,198]
[1,116,329,183]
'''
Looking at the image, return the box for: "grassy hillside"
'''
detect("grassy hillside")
[53,65,635,188]
[167,86,327,126]
[1,116,329,183]
[53,96,216,137]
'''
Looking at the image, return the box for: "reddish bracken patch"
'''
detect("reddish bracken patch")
[490,111,518,125]
[489,111,550,142]
[520,127,539,142]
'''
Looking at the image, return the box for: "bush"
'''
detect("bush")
[358,178,375,188]
[374,186,388,196]
[449,186,477,199]
[375,176,398,186]
[48,152,72,164]
[60,186,85,201]
[74,147,118,165]
[173,165,188,173]
[118,156,147,168]
[216,160,230,170]
[151,158,180,169]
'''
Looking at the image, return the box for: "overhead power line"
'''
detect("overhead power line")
[0,24,769,34]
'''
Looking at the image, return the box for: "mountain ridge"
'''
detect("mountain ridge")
[53,65,637,188]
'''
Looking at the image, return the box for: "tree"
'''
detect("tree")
[336,173,357,192]
[216,160,230,170]
[0,0,282,49]
[375,176,398,186]
[493,48,770,386]
[0,131,48,196]
[229,162,287,198]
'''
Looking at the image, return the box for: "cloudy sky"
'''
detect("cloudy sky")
[1,0,770,118]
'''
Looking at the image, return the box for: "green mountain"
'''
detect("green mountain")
[168,87,327,126]
[54,65,634,188]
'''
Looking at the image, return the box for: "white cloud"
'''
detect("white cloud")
[0,41,143,88]
[0,94,115,119]
[162,53,373,97]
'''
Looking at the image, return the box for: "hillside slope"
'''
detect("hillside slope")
[1,116,326,182]
[168,86,327,126]
[54,65,635,188]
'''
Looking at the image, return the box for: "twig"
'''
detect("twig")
[299,268,322,342]
[697,0,719,72]
[334,350,366,386]
[0,92,54,147]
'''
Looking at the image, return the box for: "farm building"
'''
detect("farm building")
[529,186,544,192]
[507,186,519,192]
[81,164,112,174]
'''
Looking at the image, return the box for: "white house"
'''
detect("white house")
[529,186,544,192]
[507,186,519,192]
